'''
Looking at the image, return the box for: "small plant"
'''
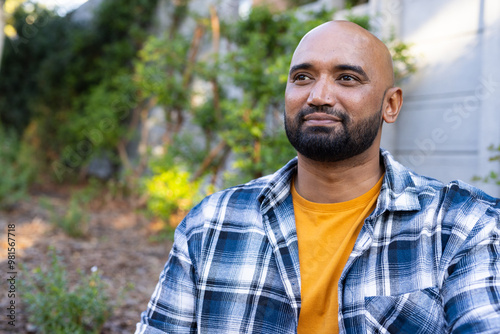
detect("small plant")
[41,192,91,238]
[20,248,111,334]
[473,144,500,186]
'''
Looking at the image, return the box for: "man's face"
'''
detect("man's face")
[284,22,393,163]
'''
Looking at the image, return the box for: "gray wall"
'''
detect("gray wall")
[363,0,500,196]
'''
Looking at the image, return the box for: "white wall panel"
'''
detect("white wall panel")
[375,0,500,197]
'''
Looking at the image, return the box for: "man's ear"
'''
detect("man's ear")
[382,87,403,124]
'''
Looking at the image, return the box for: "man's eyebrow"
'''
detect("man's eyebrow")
[335,64,369,80]
[289,63,370,81]
[289,63,313,76]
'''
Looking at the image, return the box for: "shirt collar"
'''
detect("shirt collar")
[375,148,423,214]
[258,148,433,215]
[258,157,297,214]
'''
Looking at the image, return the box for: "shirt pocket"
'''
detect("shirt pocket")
[364,287,446,334]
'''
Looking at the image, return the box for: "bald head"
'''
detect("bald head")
[292,21,395,87]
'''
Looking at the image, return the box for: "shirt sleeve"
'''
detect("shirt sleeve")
[443,204,500,333]
[135,218,198,334]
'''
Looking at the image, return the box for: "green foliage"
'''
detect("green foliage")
[388,38,418,83]
[472,144,500,186]
[0,125,36,208]
[489,145,500,163]
[0,0,157,180]
[143,161,201,223]
[67,72,138,152]
[0,4,62,133]
[41,191,93,238]
[20,248,111,334]
[1,1,419,217]
[135,33,191,110]
[345,14,370,30]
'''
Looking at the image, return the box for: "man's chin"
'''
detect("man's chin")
[300,125,337,134]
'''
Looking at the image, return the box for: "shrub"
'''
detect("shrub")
[0,126,36,209]
[20,249,111,334]
[143,164,201,227]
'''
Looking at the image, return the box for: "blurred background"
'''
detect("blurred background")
[0,0,499,333]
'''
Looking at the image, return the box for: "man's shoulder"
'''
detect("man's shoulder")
[200,173,277,207]
[403,166,498,210]
[408,169,499,217]
[381,149,499,213]
[441,179,500,209]
[184,158,298,225]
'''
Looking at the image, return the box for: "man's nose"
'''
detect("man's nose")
[307,79,335,107]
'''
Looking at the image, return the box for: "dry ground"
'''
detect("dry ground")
[0,185,174,334]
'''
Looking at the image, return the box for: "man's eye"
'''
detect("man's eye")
[339,75,355,81]
[339,74,359,81]
[294,74,311,81]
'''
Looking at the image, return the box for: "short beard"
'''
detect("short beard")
[284,105,383,163]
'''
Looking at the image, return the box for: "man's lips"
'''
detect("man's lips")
[303,112,342,125]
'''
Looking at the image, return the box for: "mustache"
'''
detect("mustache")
[297,106,349,122]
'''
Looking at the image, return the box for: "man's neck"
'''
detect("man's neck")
[294,146,384,204]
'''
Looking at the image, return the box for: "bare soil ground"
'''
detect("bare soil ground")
[0,185,174,334]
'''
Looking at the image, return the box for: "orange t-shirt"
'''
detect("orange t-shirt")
[292,176,383,333]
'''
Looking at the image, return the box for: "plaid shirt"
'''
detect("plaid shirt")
[136,149,500,334]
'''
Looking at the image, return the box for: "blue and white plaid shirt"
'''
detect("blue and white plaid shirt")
[136,149,500,334]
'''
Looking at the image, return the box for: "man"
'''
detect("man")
[136,21,500,333]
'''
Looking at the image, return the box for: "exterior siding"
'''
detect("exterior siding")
[364,0,500,197]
